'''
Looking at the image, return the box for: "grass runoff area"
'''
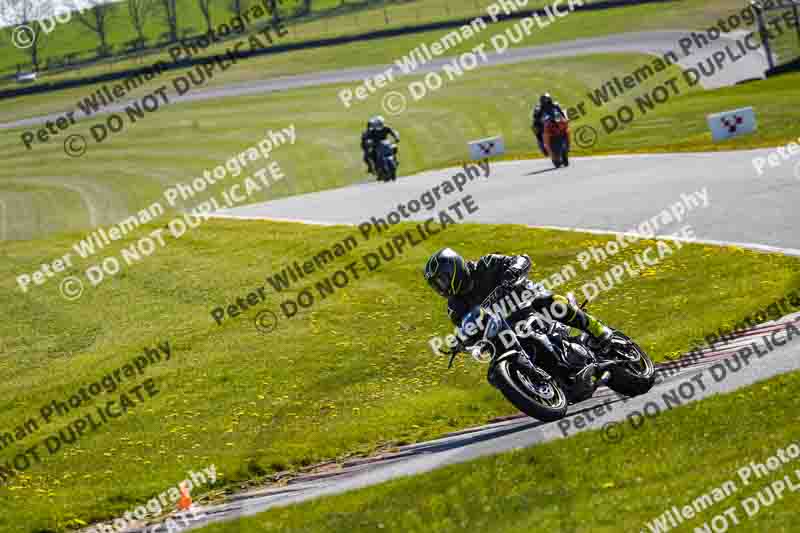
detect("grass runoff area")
[0,216,799,532]
[193,369,800,533]
[2,51,800,241]
[0,0,768,124]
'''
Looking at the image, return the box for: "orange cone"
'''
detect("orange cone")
[177,483,192,510]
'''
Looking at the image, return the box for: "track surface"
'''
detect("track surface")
[221,151,800,253]
[108,149,800,533]
[0,30,767,131]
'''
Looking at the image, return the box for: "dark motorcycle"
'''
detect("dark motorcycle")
[440,281,655,422]
[542,110,570,169]
[371,139,398,182]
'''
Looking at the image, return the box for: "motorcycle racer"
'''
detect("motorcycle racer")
[423,248,613,354]
[361,116,400,174]
[531,93,567,156]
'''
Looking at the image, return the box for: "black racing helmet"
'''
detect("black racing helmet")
[540,92,553,107]
[424,248,470,298]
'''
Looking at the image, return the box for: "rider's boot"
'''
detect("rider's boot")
[551,295,614,355]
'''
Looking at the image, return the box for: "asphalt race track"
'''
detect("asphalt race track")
[0,30,768,131]
[108,149,800,532]
[220,151,800,254]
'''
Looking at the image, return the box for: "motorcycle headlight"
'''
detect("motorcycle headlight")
[485,314,502,339]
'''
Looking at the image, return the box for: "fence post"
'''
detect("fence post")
[754,2,775,70]
[794,4,800,47]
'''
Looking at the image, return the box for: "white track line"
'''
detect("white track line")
[209,214,800,258]
[528,225,800,257]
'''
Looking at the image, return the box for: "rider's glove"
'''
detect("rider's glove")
[501,270,524,289]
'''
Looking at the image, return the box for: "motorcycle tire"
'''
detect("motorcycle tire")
[551,139,563,168]
[606,333,656,397]
[495,358,568,421]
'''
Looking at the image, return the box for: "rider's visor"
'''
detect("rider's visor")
[427,275,450,297]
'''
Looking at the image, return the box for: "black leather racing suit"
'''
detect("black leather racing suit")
[446,254,607,339]
[361,126,400,171]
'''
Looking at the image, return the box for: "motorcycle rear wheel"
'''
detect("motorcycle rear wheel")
[495,358,568,421]
[606,333,656,397]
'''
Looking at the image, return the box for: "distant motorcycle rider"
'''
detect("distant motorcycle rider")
[423,248,613,356]
[531,93,567,156]
[361,116,400,174]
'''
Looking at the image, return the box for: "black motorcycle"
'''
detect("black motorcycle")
[440,281,655,422]
[371,139,398,182]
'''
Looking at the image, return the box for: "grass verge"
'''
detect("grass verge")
[192,369,800,533]
[0,218,799,531]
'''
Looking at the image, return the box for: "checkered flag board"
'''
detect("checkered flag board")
[468,136,505,160]
[707,107,757,142]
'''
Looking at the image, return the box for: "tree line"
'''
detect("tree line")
[0,0,303,72]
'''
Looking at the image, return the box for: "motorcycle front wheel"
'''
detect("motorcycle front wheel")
[551,138,564,168]
[495,358,568,421]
